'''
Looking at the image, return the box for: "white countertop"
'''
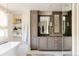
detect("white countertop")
[0,42,20,55]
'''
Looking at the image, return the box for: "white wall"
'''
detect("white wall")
[72,4,77,56]
[77,3,79,56]
[0,7,13,42]
[22,10,30,51]
[8,13,14,41]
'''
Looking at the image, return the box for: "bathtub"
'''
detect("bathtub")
[0,42,20,56]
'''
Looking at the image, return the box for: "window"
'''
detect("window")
[0,10,8,37]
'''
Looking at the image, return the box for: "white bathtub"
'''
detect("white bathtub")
[0,42,20,56]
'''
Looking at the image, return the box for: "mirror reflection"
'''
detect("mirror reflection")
[62,11,72,36]
[38,16,50,36]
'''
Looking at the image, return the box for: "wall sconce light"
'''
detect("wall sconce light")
[67,22,69,27]
[13,27,18,30]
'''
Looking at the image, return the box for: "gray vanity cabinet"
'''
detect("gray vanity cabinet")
[38,37,48,50]
[47,37,55,50]
[48,37,62,50]
[30,11,38,49]
[31,37,38,49]
[38,37,62,50]
[54,37,62,50]
[30,11,62,50]
[38,37,55,50]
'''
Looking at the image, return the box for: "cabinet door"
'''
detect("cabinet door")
[57,37,62,50]
[31,37,38,50]
[54,37,62,50]
[47,37,55,50]
[38,37,48,50]
[63,37,72,50]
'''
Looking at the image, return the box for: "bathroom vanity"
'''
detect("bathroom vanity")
[30,11,72,51]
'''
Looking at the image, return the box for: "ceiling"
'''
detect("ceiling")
[0,3,72,16]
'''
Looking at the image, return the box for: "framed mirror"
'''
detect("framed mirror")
[54,14,60,33]
[38,15,51,36]
[62,11,72,36]
[53,12,62,34]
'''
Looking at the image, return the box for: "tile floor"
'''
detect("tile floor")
[27,50,72,56]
